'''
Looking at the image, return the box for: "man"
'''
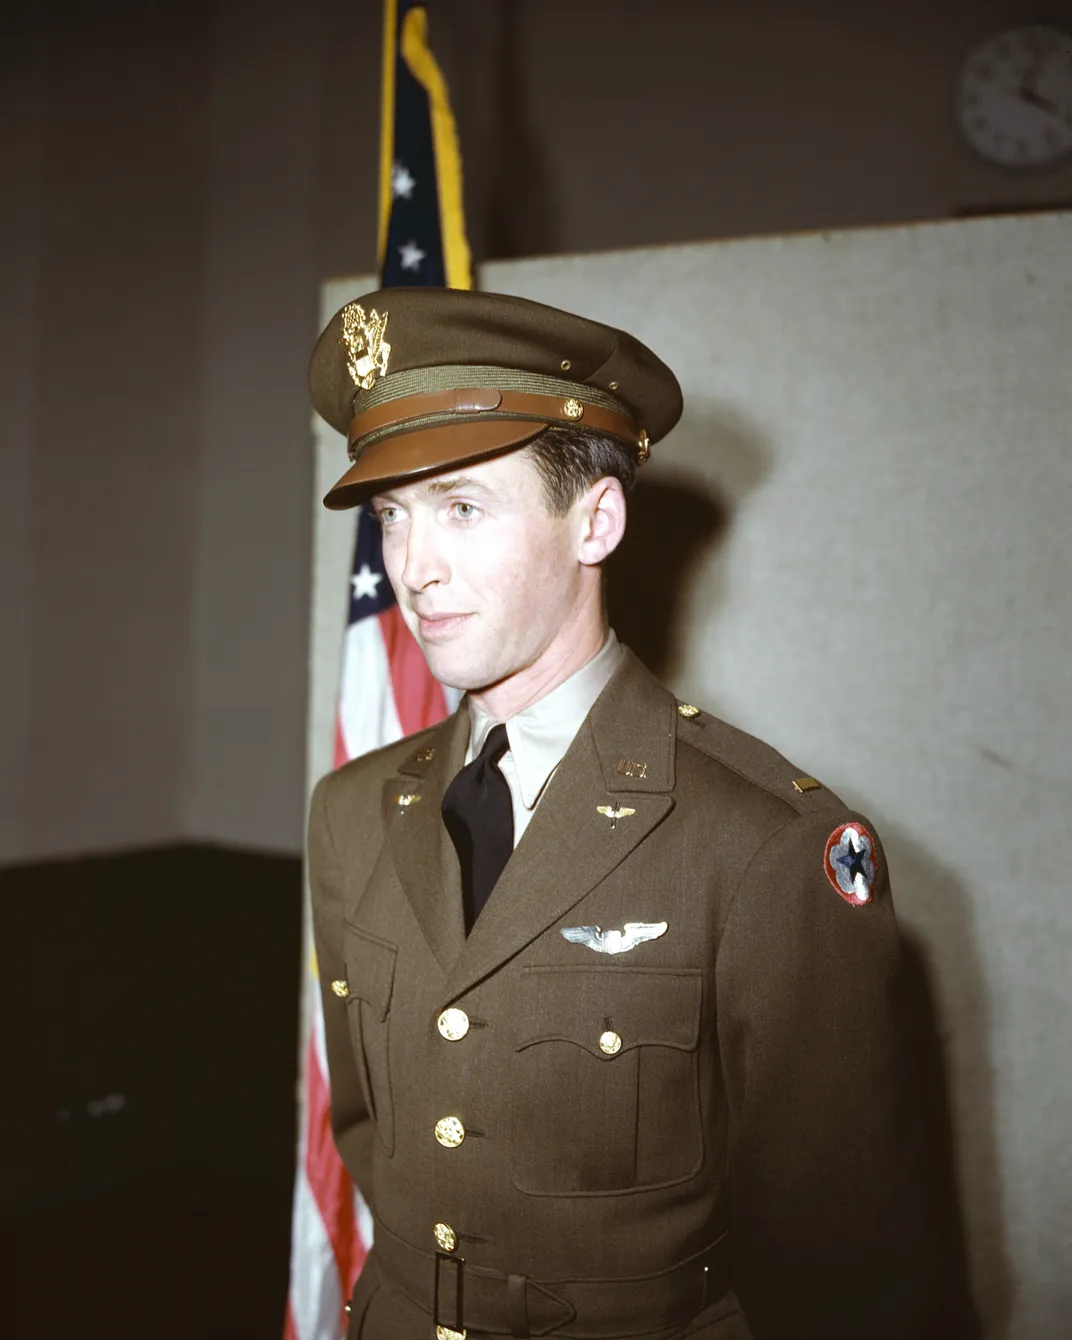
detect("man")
[306,287,936,1339]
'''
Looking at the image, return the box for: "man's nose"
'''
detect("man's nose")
[400,513,447,592]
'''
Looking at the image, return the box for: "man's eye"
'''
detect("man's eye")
[375,506,399,525]
[453,501,479,520]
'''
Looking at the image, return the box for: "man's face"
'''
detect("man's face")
[371,451,587,692]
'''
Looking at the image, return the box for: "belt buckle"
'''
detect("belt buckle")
[434,1250,466,1339]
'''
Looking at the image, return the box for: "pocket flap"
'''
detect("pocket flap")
[342,925,398,1021]
[515,966,702,1057]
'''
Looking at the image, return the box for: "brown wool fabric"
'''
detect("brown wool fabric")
[308,650,939,1340]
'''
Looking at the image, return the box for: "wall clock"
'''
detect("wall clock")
[955,24,1072,169]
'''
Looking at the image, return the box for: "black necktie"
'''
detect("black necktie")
[441,723,514,933]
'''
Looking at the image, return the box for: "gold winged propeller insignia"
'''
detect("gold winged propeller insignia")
[339,302,391,390]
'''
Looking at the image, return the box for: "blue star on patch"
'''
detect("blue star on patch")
[823,822,879,906]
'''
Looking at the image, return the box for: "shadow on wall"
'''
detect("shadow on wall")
[607,471,726,678]
[607,423,996,1337]
[607,400,772,681]
[890,829,1010,1340]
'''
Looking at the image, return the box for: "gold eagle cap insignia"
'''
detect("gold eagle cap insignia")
[339,302,391,390]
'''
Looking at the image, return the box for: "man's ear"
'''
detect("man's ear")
[576,477,627,568]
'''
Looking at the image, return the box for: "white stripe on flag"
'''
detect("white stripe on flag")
[337,617,404,758]
[287,1167,345,1340]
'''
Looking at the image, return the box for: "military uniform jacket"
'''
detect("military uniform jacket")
[309,651,935,1340]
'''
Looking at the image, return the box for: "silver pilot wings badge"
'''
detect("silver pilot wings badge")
[560,921,668,955]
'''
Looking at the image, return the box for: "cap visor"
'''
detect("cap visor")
[323,419,549,510]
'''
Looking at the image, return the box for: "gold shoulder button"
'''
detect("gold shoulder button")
[331,979,350,998]
[677,703,701,719]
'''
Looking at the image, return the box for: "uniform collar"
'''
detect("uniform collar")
[466,630,624,809]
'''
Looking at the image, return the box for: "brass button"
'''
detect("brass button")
[562,397,584,420]
[437,1008,470,1041]
[331,980,350,998]
[436,1327,466,1340]
[599,1030,623,1055]
[435,1116,466,1148]
[434,1221,457,1252]
[677,703,700,719]
[560,358,571,370]
[608,380,620,390]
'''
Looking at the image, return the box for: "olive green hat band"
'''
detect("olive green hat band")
[353,364,631,417]
[347,365,645,463]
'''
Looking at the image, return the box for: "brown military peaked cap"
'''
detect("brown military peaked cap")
[309,287,683,510]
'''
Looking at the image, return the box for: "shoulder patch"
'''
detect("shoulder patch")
[823,821,879,906]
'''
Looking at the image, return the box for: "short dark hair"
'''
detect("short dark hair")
[522,426,637,517]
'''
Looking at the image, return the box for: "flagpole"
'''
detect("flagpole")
[286,4,473,1334]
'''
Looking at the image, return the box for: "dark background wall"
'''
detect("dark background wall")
[3,0,1070,864]
[4,845,302,1335]
[2,1,1070,1334]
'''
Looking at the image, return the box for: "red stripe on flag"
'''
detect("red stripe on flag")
[378,604,449,734]
[333,712,349,771]
[304,1032,368,1315]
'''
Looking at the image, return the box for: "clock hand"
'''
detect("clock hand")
[1019,85,1062,115]
[1016,36,1067,117]
[1017,34,1047,98]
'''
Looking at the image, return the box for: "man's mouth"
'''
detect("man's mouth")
[415,612,473,639]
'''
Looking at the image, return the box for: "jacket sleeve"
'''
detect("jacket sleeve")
[307,773,375,1207]
[716,809,938,1340]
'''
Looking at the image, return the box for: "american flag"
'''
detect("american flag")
[283,1,471,1337]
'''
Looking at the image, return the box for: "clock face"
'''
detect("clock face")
[956,24,1072,169]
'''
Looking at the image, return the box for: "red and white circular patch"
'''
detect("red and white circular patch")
[823,822,879,906]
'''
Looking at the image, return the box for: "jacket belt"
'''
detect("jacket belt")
[369,1219,730,1338]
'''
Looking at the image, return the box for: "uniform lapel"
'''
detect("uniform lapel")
[443,651,677,1003]
[382,704,470,972]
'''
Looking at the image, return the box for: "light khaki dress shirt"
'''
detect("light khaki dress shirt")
[464,631,624,847]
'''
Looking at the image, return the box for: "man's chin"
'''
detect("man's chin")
[419,644,502,696]
[417,644,482,693]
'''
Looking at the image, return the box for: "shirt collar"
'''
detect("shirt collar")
[466,630,623,809]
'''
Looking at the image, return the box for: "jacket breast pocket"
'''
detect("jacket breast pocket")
[342,924,397,1157]
[510,965,703,1196]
